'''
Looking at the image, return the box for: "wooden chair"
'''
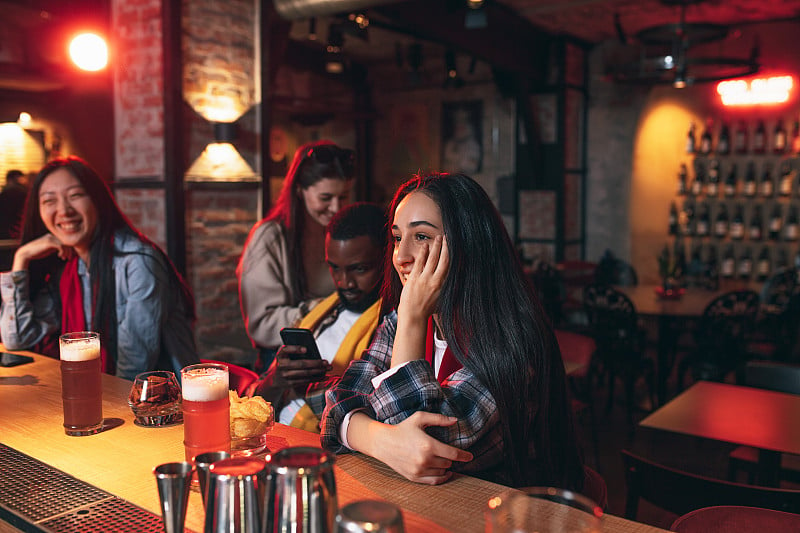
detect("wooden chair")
[200,359,259,396]
[621,450,800,521]
[582,284,654,426]
[677,290,760,390]
[728,361,800,484]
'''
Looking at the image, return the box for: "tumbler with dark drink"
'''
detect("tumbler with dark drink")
[59,331,103,436]
[181,363,230,462]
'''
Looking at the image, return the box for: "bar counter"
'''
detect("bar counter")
[0,346,668,532]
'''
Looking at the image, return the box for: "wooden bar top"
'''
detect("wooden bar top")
[0,345,668,532]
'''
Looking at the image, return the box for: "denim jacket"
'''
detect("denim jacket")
[0,230,198,379]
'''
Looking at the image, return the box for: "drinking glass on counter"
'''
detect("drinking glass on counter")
[128,370,183,427]
[181,362,230,462]
[485,487,603,533]
[59,331,103,436]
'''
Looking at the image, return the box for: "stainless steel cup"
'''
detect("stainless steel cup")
[266,446,338,533]
[336,500,405,533]
[195,450,231,509]
[154,461,194,533]
[204,457,267,533]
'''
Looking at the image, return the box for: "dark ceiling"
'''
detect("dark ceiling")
[1,0,799,93]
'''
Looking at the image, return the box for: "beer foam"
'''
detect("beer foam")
[60,339,100,361]
[182,368,229,402]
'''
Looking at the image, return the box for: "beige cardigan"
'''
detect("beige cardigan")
[236,220,334,349]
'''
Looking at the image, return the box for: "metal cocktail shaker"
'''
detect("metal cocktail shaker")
[204,457,267,533]
[265,446,338,533]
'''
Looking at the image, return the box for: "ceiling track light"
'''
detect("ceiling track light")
[608,0,759,87]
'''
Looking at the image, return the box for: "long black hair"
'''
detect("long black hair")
[264,140,355,299]
[383,172,583,489]
[19,156,195,365]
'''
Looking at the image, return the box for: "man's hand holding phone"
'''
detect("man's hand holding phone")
[276,328,331,389]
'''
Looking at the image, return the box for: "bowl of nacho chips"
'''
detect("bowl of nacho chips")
[229,391,274,456]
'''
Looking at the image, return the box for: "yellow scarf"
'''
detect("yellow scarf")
[297,293,382,375]
[290,293,382,432]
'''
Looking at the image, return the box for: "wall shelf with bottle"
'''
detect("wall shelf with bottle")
[668,116,800,284]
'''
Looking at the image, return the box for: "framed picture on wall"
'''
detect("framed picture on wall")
[441,100,483,174]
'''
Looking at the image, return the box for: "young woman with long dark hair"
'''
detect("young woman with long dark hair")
[237,140,355,369]
[321,172,584,490]
[0,156,198,379]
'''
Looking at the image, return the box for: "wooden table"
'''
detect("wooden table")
[640,381,800,486]
[0,346,668,533]
[618,283,759,405]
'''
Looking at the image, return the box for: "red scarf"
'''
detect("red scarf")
[424,317,462,384]
[59,256,112,373]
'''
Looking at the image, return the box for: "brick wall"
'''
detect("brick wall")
[186,187,259,363]
[113,0,166,179]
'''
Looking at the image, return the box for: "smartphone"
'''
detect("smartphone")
[0,352,34,367]
[279,328,322,360]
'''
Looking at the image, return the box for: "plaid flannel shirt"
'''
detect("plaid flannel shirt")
[321,311,505,478]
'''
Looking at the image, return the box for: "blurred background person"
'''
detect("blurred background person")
[250,202,388,432]
[237,140,356,371]
[0,169,29,239]
[0,157,198,379]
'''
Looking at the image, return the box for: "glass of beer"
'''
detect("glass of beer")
[181,363,230,463]
[59,331,103,436]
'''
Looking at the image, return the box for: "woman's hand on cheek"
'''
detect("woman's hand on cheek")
[12,234,73,271]
[398,236,449,322]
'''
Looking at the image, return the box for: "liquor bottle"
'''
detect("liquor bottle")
[700,118,713,155]
[695,202,710,237]
[792,117,800,155]
[753,119,767,154]
[734,120,748,154]
[677,163,688,196]
[748,205,763,241]
[691,161,705,196]
[774,119,787,154]
[756,246,771,281]
[714,203,729,239]
[785,205,799,241]
[668,202,679,236]
[743,161,757,198]
[717,122,730,155]
[706,159,720,197]
[776,248,789,270]
[738,247,753,280]
[686,121,697,154]
[768,204,783,241]
[759,163,774,198]
[723,163,738,198]
[721,244,736,279]
[779,160,794,196]
[705,244,720,290]
[674,237,688,280]
[730,203,745,240]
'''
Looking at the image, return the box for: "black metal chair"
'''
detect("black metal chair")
[747,268,800,362]
[677,290,760,390]
[583,284,654,426]
[728,360,800,484]
[594,251,638,287]
[528,261,565,327]
[622,450,800,521]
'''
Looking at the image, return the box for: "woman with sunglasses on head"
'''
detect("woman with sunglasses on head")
[321,172,584,490]
[0,156,198,379]
[237,140,356,370]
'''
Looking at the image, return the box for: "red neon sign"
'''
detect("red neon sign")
[717,76,794,106]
